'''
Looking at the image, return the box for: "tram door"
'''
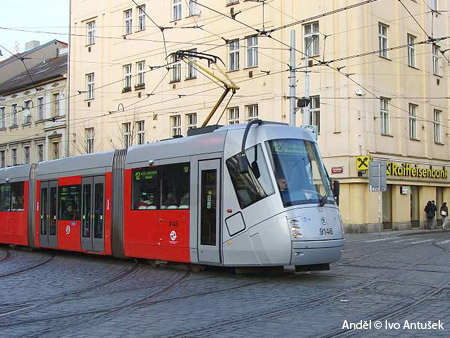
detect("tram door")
[81,176,105,252]
[198,159,221,264]
[39,181,58,248]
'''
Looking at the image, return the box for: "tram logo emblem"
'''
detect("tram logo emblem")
[356,156,370,171]
[66,225,71,235]
[170,231,177,241]
[321,217,327,225]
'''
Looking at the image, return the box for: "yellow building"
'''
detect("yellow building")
[69,0,450,231]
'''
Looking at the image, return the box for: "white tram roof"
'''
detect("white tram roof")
[0,164,31,184]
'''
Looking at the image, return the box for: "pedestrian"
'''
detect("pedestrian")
[424,201,437,229]
[440,202,448,230]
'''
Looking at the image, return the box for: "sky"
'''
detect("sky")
[0,0,69,61]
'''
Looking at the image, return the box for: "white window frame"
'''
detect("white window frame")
[380,98,390,135]
[136,120,145,145]
[23,100,32,124]
[23,145,30,164]
[409,104,417,140]
[434,109,442,144]
[11,103,18,127]
[86,128,94,153]
[228,107,239,124]
[173,0,182,21]
[124,64,132,89]
[228,39,239,71]
[311,96,321,134]
[379,23,388,58]
[188,0,199,16]
[171,55,181,82]
[246,35,258,68]
[171,115,182,137]
[246,104,259,122]
[86,73,95,100]
[431,0,438,11]
[432,44,440,76]
[52,142,60,160]
[136,61,145,87]
[37,144,44,162]
[0,107,5,129]
[186,113,197,131]
[304,22,320,57]
[37,97,44,121]
[53,93,60,117]
[0,150,6,168]
[124,9,133,35]
[407,34,416,68]
[138,5,146,31]
[86,20,95,45]
[11,148,17,166]
[186,50,197,79]
[123,122,131,148]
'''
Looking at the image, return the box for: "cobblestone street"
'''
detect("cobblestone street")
[1,230,450,338]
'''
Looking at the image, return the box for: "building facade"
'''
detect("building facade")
[0,41,68,166]
[69,0,450,231]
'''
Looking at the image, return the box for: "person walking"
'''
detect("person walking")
[440,202,448,230]
[424,201,437,230]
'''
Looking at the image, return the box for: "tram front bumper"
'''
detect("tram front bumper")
[290,238,345,265]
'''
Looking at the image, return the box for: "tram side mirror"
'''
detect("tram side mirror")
[332,180,340,197]
[237,153,249,174]
[250,161,261,179]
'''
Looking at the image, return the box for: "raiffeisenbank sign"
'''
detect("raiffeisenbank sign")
[386,162,448,180]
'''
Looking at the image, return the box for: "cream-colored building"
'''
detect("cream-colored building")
[70,0,450,231]
[0,41,68,167]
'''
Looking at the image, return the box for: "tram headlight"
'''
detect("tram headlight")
[290,219,302,239]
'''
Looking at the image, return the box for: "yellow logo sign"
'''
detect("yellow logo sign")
[356,156,370,171]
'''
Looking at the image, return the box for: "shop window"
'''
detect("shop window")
[132,163,190,210]
[59,185,81,220]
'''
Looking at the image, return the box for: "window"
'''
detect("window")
[188,0,199,16]
[379,23,388,58]
[132,163,190,210]
[304,22,320,56]
[173,0,182,21]
[136,61,145,87]
[431,0,438,11]
[11,104,18,127]
[432,44,440,75]
[123,64,132,90]
[11,148,17,166]
[434,109,442,144]
[380,98,390,135]
[138,5,146,31]
[136,121,145,145]
[0,107,5,129]
[0,184,11,211]
[0,150,5,168]
[246,35,258,68]
[23,100,32,124]
[186,49,197,79]
[37,144,44,162]
[228,39,239,71]
[24,146,30,164]
[87,21,95,45]
[11,182,24,211]
[228,107,239,124]
[407,34,416,67]
[226,144,275,209]
[186,113,197,131]
[311,96,321,134]
[53,93,60,117]
[171,54,181,82]
[37,97,44,120]
[123,122,131,148]
[86,73,95,99]
[246,104,258,122]
[171,115,181,136]
[409,104,417,140]
[86,128,94,153]
[59,185,81,220]
[124,9,133,35]
[52,142,60,160]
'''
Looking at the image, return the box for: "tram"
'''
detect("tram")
[0,120,344,270]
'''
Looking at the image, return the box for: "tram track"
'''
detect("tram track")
[0,248,12,263]
[0,251,54,279]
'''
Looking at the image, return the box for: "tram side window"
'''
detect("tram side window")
[132,167,159,210]
[59,185,81,220]
[0,184,11,212]
[11,182,24,211]
[226,144,274,209]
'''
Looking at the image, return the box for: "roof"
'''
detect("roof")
[0,55,67,95]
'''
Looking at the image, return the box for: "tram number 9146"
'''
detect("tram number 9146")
[320,228,334,236]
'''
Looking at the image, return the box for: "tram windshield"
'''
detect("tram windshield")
[266,139,335,207]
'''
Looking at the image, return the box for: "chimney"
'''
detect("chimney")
[25,40,40,51]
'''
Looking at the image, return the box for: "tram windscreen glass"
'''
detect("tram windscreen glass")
[0,184,11,212]
[59,185,81,220]
[266,139,335,207]
[226,144,274,209]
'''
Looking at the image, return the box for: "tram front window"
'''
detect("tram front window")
[266,139,335,207]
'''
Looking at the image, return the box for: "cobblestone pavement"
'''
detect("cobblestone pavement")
[1,230,450,337]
